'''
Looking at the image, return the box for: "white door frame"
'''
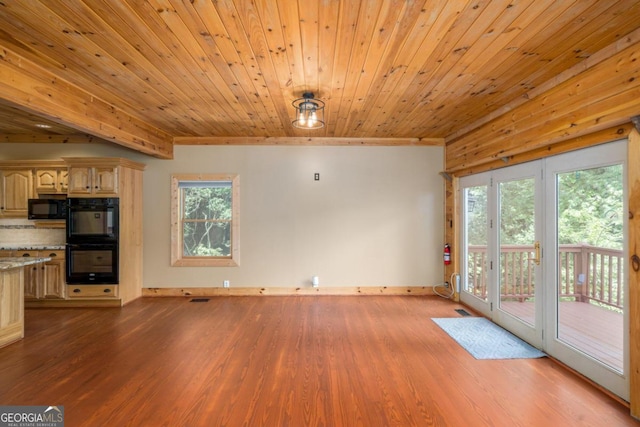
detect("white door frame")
[543,141,629,401]
[457,140,629,400]
[491,161,544,348]
[459,170,492,317]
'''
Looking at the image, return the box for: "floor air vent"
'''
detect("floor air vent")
[190,298,210,302]
[455,309,471,316]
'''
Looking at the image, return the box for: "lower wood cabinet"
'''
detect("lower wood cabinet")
[42,251,66,299]
[66,285,118,298]
[4,250,122,306]
[17,251,42,299]
[15,251,66,300]
[0,268,24,348]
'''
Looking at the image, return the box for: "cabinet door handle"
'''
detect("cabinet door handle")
[22,253,30,257]
[48,253,57,257]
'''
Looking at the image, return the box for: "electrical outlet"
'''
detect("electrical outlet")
[223,280,230,288]
[444,281,450,288]
[314,173,320,181]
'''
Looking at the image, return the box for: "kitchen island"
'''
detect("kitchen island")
[0,256,51,348]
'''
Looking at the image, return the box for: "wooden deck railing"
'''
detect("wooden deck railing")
[466,244,624,310]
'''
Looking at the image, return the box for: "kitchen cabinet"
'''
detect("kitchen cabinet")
[15,251,66,300]
[0,169,33,217]
[35,168,68,194]
[67,285,118,299]
[17,251,42,299]
[63,157,145,306]
[0,267,23,348]
[42,251,66,299]
[0,257,56,348]
[66,165,118,196]
[64,160,126,303]
[0,157,145,307]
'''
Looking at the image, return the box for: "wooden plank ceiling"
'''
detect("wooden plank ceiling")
[0,0,639,158]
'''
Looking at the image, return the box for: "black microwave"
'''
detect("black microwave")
[28,198,67,219]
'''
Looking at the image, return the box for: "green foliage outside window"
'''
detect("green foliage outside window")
[557,165,623,250]
[464,165,624,309]
[181,184,232,257]
[465,165,623,250]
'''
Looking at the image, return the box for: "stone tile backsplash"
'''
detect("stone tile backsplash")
[0,219,65,247]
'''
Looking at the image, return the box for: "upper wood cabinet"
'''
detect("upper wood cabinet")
[63,158,144,200]
[0,169,33,217]
[0,161,66,217]
[67,165,118,196]
[34,168,68,194]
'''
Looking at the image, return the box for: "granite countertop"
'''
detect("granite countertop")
[0,257,52,271]
[0,245,65,251]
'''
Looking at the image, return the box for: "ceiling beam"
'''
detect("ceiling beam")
[173,136,444,146]
[445,36,640,172]
[0,43,173,159]
[0,134,107,144]
[446,27,640,145]
[447,124,634,176]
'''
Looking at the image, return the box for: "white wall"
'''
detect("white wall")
[0,142,445,288]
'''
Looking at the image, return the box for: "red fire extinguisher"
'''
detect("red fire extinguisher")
[444,243,451,265]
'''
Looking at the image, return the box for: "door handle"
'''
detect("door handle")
[531,241,541,265]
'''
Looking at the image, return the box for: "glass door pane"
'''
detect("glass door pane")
[492,161,543,348]
[498,177,537,327]
[545,140,628,401]
[464,185,488,302]
[556,164,624,372]
[460,172,492,317]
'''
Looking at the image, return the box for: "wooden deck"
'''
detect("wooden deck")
[501,300,623,370]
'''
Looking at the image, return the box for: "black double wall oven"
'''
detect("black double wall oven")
[66,198,119,284]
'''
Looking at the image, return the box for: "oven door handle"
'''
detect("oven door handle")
[66,243,114,249]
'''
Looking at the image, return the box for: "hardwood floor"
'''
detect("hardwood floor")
[0,296,636,426]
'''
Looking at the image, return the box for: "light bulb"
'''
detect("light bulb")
[298,111,306,126]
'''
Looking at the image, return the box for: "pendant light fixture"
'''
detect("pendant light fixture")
[292,92,325,129]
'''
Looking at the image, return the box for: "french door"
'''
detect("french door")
[460,162,543,347]
[544,142,628,399]
[459,141,628,400]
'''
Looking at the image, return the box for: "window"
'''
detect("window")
[171,174,239,266]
